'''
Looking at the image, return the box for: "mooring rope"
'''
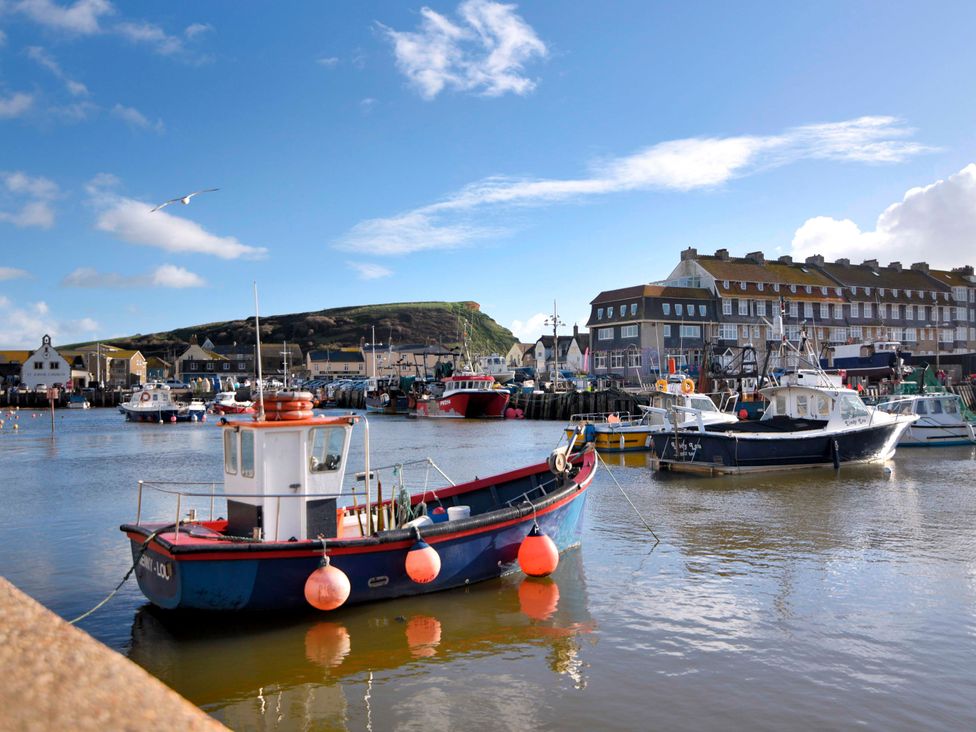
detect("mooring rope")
[596,452,660,544]
[67,528,164,625]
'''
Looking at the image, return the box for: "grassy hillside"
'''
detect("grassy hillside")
[81,301,517,357]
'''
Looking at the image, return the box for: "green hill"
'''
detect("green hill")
[84,301,517,357]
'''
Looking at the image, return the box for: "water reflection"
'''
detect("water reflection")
[127,551,594,728]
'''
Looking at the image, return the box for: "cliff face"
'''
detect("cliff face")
[91,301,516,356]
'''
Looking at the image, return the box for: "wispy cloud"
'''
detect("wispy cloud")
[380,0,547,99]
[346,261,393,280]
[26,46,89,96]
[0,297,99,348]
[317,56,339,68]
[111,103,163,132]
[88,175,266,259]
[184,22,212,39]
[0,92,34,119]
[0,171,59,228]
[62,264,206,288]
[0,267,30,281]
[338,116,933,255]
[791,162,976,269]
[11,0,114,35]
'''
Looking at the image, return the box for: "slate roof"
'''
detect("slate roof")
[308,350,364,362]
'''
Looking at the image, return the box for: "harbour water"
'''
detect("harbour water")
[2,408,976,730]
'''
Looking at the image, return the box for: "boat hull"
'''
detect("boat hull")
[563,426,652,452]
[650,421,908,474]
[124,454,594,611]
[898,422,976,447]
[121,405,207,423]
[365,395,409,415]
[413,391,510,418]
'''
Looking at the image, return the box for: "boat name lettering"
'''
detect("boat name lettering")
[139,553,172,581]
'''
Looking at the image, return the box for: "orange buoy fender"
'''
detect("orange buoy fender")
[304,555,351,611]
[518,523,559,577]
[405,539,441,583]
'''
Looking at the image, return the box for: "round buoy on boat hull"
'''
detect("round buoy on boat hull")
[405,539,441,583]
[304,558,351,611]
[518,523,559,577]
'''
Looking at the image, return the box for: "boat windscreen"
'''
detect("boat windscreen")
[689,395,718,412]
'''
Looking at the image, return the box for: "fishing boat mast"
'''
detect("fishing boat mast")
[253,282,265,420]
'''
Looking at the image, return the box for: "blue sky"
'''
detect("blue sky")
[3,1,976,347]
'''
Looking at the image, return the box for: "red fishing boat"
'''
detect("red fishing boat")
[411,373,510,418]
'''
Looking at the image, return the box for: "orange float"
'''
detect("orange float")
[304,554,351,610]
[517,523,559,577]
[405,538,441,583]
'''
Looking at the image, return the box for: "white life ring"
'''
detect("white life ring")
[140,391,151,402]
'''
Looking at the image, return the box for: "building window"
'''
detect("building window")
[698,304,706,316]
[906,305,914,320]
[752,325,761,340]
[662,303,671,315]
[662,325,671,337]
[610,352,624,369]
[598,328,613,341]
[805,302,814,318]
[223,363,230,370]
[806,285,812,294]
[790,284,797,293]
[904,328,916,342]
[723,280,729,289]
[593,352,607,370]
[789,302,798,317]
[834,304,843,319]
[608,306,614,318]
[757,282,764,291]
[34,361,43,369]
[722,299,732,315]
[879,288,886,296]
[756,300,767,317]
[621,325,638,338]
[773,283,780,292]
[630,303,638,316]
[49,362,60,369]
[718,324,738,340]
[680,325,701,338]
[820,303,829,319]
[738,299,749,316]
[863,302,873,318]
[865,287,871,296]
[849,326,863,340]
[676,303,684,316]
[626,351,642,368]
[956,306,967,320]
[830,327,847,342]
[597,308,603,320]
[739,281,747,290]
[850,301,860,317]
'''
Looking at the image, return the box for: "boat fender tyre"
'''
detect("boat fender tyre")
[681,378,695,394]
[655,379,668,392]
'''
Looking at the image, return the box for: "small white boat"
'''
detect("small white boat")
[477,354,515,384]
[876,393,976,447]
[66,394,90,409]
[210,391,255,415]
[120,383,207,423]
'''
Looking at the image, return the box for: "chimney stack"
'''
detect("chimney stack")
[680,247,699,261]
[835,258,850,266]
[805,254,825,266]
[888,261,902,271]
[862,259,879,271]
[745,251,765,264]
[714,248,730,261]
[777,255,793,264]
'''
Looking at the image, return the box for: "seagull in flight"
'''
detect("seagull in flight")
[150,188,219,212]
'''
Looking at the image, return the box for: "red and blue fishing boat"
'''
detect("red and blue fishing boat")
[121,393,595,612]
[410,373,510,418]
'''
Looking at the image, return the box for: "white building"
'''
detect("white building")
[20,335,72,390]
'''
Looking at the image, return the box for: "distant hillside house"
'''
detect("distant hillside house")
[106,349,147,387]
[533,326,589,373]
[145,357,172,382]
[261,343,305,379]
[307,349,365,377]
[19,335,72,390]
[0,350,30,386]
[506,343,535,368]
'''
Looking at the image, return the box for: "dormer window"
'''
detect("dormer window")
[773,283,780,292]
[608,306,614,318]
[851,286,857,295]
[723,280,729,289]
[630,303,637,316]
[790,284,797,293]
[865,287,871,296]
[805,286,812,293]
[879,288,885,296]
[836,288,842,296]
[597,308,604,319]
[820,286,827,295]
[739,281,746,290]
[892,288,898,297]
[757,282,764,291]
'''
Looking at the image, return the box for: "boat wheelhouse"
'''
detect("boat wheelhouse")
[121,411,595,611]
[477,354,515,384]
[820,341,910,379]
[876,393,976,446]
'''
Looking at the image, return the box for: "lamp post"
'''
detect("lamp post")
[543,300,565,387]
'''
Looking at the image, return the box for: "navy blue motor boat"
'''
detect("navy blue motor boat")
[122,411,595,611]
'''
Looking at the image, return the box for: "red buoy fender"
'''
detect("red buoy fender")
[518,523,559,577]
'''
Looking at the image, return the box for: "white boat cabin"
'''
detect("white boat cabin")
[759,384,872,428]
[220,415,356,542]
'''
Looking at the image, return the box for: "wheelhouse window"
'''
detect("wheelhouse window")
[839,395,868,420]
[309,427,345,473]
[223,430,238,474]
[241,430,255,478]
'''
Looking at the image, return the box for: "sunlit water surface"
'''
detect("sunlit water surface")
[2,408,975,731]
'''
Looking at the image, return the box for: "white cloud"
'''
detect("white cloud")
[114,19,184,55]
[0,171,58,228]
[26,46,89,96]
[791,163,976,269]
[92,193,266,260]
[184,22,212,39]
[0,92,34,118]
[339,116,931,255]
[0,267,30,281]
[111,103,164,132]
[360,97,377,112]
[62,264,206,288]
[317,56,339,67]
[380,0,547,99]
[509,312,547,342]
[12,0,114,35]
[346,261,393,280]
[0,297,99,347]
